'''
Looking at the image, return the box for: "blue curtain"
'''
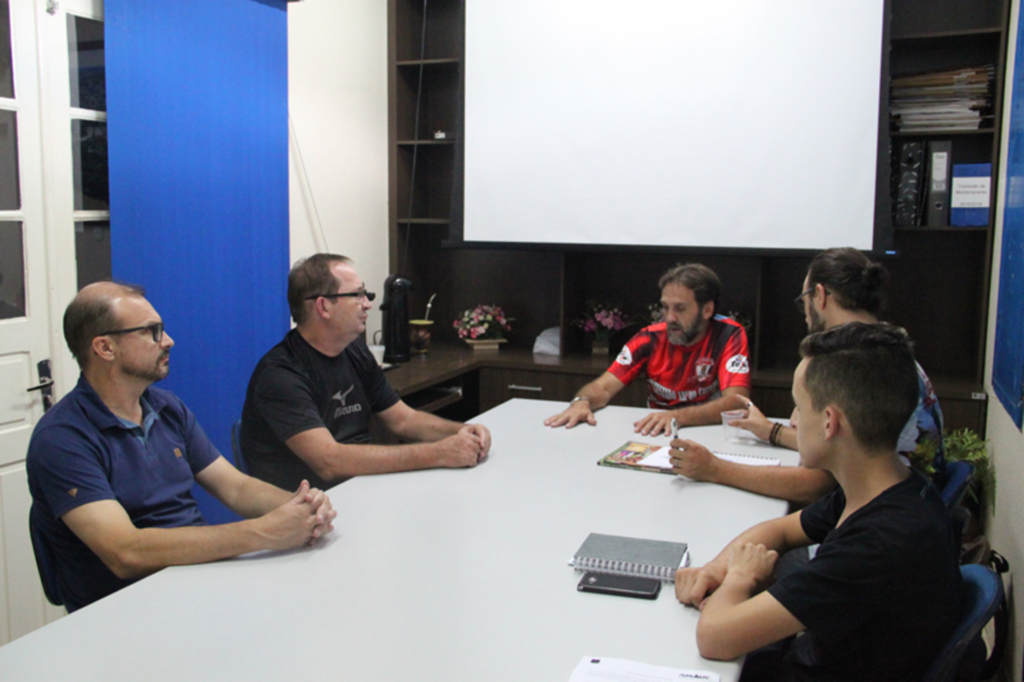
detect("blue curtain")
[106,0,290,522]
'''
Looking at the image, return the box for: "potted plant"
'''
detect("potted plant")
[453,304,511,351]
[943,428,995,509]
[574,301,631,355]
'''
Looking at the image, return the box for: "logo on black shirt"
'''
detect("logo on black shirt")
[332,385,362,418]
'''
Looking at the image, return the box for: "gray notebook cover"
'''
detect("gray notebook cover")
[571,532,690,581]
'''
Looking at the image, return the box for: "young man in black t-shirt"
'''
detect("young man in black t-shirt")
[241,254,491,491]
[671,323,962,682]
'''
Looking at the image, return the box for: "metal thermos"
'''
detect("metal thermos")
[380,275,412,364]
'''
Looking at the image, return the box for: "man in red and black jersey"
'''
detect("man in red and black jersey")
[545,264,751,436]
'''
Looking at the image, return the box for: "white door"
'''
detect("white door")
[0,0,106,644]
[0,0,64,644]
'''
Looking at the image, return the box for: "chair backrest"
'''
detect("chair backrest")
[922,564,1004,682]
[28,509,64,607]
[231,418,248,474]
[941,460,974,510]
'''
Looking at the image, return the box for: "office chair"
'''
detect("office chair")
[940,461,974,510]
[231,418,248,474]
[28,511,63,607]
[921,564,1003,682]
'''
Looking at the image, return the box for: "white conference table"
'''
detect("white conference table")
[0,399,797,681]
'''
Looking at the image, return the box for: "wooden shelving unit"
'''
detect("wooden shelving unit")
[387,0,1010,435]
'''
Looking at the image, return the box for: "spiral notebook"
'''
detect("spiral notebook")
[569,532,690,582]
[598,441,781,474]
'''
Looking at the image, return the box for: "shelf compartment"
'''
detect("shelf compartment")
[393,0,463,62]
[395,65,460,139]
[890,0,1005,37]
[396,58,460,68]
[397,218,451,225]
[397,139,456,146]
[890,129,995,137]
[894,225,991,232]
[395,144,455,219]
[891,28,1002,48]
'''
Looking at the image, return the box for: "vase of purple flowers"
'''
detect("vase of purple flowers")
[574,302,630,355]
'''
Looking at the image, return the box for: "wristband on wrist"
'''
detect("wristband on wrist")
[769,422,783,446]
[570,395,590,405]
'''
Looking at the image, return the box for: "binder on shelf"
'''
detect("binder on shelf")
[951,163,992,227]
[570,533,690,582]
[893,140,925,226]
[926,140,953,226]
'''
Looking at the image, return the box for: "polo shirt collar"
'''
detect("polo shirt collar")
[73,375,170,431]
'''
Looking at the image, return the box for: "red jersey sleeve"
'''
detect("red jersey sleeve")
[607,326,656,386]
[716,320,751,390]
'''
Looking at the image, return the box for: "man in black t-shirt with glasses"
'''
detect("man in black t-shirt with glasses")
[673,323,961,682]
[241,254,491,491]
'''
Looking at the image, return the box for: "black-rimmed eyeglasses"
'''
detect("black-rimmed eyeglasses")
[305,289,376,302]
[794,285,829,314]
[99,322,165,343]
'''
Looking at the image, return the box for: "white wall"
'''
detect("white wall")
[986,2,1024,679]
[288,0,389,342]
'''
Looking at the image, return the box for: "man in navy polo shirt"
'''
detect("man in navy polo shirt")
[27,282,337,612]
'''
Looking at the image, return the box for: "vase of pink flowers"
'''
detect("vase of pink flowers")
[574,302,630,355]
[453,304,512,352]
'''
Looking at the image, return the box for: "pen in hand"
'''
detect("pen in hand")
[671,417,678,440]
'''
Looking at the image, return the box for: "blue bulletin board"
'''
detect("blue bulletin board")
[994,5,1024,429]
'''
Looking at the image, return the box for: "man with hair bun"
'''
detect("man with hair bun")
[670,248,945,504]
[674,323,962,682]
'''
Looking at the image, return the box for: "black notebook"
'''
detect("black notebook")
[570,532,690,583]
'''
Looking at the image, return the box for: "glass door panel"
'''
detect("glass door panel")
[71,119,107,211]
[0,220,23,319]
[67,14,104,111]
[74,220,109,287]
[0,0,12,98]
[0,109,19,209]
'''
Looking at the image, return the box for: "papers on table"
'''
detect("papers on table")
[569,656,720,682]
[637,446,781,469]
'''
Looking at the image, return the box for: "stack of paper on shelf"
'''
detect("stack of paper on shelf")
[890,65,995,132]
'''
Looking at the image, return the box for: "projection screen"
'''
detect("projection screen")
[462,0,888,251]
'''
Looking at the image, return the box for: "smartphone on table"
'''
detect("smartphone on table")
[577,571,661,600]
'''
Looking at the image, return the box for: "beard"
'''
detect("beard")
[122,351,170,383]
[806,306,826,333]
[667,316,705,346]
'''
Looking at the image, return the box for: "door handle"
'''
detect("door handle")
[27,378,53,392]
[28,359,54,412]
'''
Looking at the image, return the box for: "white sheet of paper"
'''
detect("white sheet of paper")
[637,447,781,469]
[636,446,672,468]
[568,656,720,682]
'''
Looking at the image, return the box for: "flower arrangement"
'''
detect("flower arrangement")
[453,304,511,340]
[574,301,631,345]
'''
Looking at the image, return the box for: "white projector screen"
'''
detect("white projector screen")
[462,0,887,250]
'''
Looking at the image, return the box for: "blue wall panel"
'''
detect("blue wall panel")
[995,8,1024,430]
[106,0,290,522]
